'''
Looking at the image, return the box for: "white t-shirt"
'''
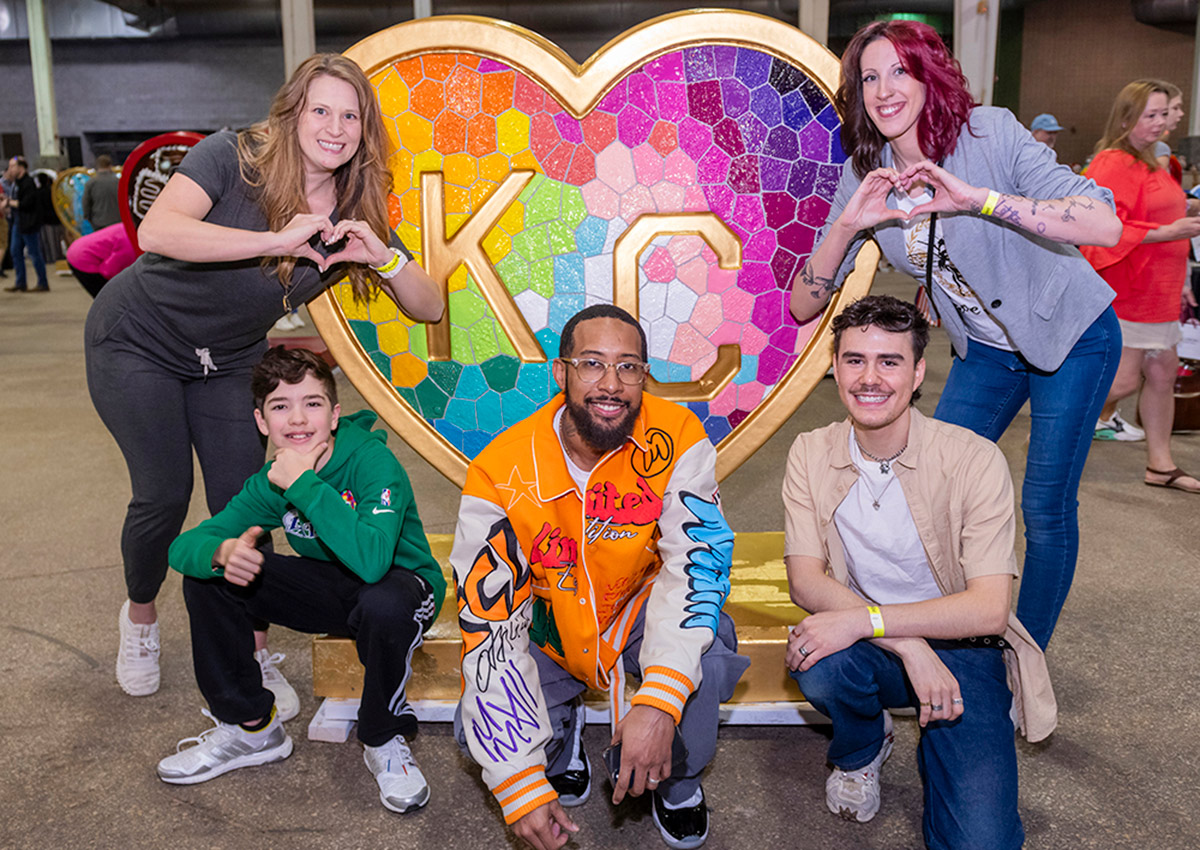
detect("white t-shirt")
[553,407,592,493]
[833,429,942,605]
[894,189,1017,351]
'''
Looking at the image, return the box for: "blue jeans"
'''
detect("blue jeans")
[10,224,47,290]
[934,308,1121,649]
[791,641,1022,850]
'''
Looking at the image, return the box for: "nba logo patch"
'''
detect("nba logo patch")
[380,488,392,507]
[341,489,357,509]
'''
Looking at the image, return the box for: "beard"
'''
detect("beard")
[564,391,641,454]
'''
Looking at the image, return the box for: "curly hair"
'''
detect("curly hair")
[832,295,929,401]
[237,53,392,301]
[836,20,976,178]
[1094,79,1172,171]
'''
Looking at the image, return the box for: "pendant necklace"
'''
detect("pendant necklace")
[858,440,907,475]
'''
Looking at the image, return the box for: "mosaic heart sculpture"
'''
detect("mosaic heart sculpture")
[312,11,876,486]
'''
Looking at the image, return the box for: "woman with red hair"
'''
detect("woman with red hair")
[792,20,1122,650]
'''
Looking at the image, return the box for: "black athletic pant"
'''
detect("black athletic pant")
[183,553,436,745]
[85,327,267,604]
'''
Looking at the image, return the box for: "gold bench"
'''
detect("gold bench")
[309,532,821,739]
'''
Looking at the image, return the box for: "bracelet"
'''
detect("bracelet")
[980,189,1001,217]
[373,247,404,277]
[867,605,885,638]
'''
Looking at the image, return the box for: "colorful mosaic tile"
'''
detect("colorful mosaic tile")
[343,46,845,458]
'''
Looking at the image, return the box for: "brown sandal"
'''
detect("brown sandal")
[1144,467,1200,494]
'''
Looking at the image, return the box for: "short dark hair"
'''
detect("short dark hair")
[94,154,113,169]
[251,345,338,410]
[832,296,929,401]
[558,304,648,361]
[11,156,27,170]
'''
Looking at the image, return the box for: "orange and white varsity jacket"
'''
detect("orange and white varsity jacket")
[450,392,733,824]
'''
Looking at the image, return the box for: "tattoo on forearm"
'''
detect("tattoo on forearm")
[1060,197,1094,223]
[992,198,1021,226]
[1037,222,1047,234]
[801,265,837,299]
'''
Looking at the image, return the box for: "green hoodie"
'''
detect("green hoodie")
[168,410,445,618]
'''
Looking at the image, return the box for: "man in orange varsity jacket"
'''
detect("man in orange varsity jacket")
[451,305,748,850]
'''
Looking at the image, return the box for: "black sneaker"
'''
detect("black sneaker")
[548,750,591,807]
[652,787,709,849]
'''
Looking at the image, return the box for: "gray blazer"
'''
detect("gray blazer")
[820,107,1116,372]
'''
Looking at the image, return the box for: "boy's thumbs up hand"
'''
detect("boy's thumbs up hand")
[215,526,266,586]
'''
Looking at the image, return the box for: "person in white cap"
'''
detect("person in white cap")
[1030,113,1064,149]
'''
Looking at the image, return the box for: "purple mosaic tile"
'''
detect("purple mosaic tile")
[677,116,714,160]
[799,121,830,160]
[781,90,812,130]
[763,192,797,230]
[598,78,627,114]
[731,192,765,232]
[687,80,724,125]
[770,246,798,286]
[684,45,716,81]
[697,146,732,184]
[643,52,685,81]
[712,117,746,157]
[787,159,817,199]
[477,58,511,73]
[750,85,782,127]
[760,156,791,191]
[720,78,751,118]
[737,112,769,154]
[777,221,816,256]
[728,155,761,194]
[555,111,583,143]
[764,125,799,161]
[628,73,657,116]
[657,81,687,122]
[743,228,777,262]
[714,45,738,77]
[734,49,771,88]
[618,106,654,147]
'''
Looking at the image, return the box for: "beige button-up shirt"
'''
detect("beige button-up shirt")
[782,408,1056,742]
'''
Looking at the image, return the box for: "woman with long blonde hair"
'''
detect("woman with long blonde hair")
[1083,79,1200,492]
[84,54,442,705]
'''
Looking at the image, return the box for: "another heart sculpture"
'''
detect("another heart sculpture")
[312,11,876,486]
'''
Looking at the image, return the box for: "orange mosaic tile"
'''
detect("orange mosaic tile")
[481,70,515,115]
[410,79,445,120]
[394,57,423,89]
[433,111,467,154]
[421,53,456,81]
[467,113,497,158]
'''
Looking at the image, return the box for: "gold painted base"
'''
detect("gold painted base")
[312,532,810,707]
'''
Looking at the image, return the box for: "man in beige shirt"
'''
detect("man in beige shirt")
[781,295,1055,850]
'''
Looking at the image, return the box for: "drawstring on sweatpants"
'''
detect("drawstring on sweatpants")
[195,347,218,378]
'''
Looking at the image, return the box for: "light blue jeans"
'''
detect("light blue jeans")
[934,308,1121,649]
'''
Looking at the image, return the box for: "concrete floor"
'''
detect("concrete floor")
[2,269,1198,850]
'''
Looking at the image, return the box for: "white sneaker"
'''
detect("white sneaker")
[1095,411,1145,441]
[256,649,300,723]
[116,600,160,696]
[826,712,894,823]
[157,708,292,785]
[364,735,430,813]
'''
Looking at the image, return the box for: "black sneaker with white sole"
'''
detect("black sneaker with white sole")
[652,787,709,849]
[548,750,591,807]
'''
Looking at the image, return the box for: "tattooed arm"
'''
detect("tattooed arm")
[791,166,907,322]
[902,159,1122,247]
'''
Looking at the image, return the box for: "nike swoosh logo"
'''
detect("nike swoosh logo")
[372,507,395,514]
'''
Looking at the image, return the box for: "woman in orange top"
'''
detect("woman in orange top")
[1083,80,1200,493]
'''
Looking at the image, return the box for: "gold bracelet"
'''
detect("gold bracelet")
[867,605,885,638]
[374,248,402,275]
[980,189,1001,217]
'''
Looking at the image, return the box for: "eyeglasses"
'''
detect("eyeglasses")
[559,357,649,385]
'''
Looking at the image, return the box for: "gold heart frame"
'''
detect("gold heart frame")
[310,11,876,487]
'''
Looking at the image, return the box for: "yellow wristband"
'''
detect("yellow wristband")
[980,189,1001,217]
[374,248,402,275]
[868,605,885,638]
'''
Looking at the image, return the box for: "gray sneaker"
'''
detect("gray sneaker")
[256,649,299,723]
[825,712,894,823]
[116,600,160,697]
[364,735,430,813]
[157,708,292,785]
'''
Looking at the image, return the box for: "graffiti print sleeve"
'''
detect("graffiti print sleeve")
[451,473,556,825]
[633,436,733,723]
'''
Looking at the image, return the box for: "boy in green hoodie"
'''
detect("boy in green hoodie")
[157,346,445,814]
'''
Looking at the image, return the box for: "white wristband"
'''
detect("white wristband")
[374,247,407,279]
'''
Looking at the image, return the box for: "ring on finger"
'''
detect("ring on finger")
[951,698,964,706]
[798,645,811,658]
[931,703,944,712]
[647,777,660,786]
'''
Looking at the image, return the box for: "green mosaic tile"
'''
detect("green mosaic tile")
[368,350,391,381]
[408,324,429,360]
[546,219,576,254]
[525,178,563,227]
[414,377,449,420]
[449,286,487,326]
[350,319,379,353]
[397,385,419,412]
[496,329,517,358]
[562,186,586,228]
[427,360,463,395]
[495,252,530,294]
[512,226,551,262]
[529,257,554,298]
[470,320,500,361]
[480,355,520,392]
[450,328,474,363]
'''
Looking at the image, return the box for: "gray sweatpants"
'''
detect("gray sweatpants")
[455,606,749,806]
